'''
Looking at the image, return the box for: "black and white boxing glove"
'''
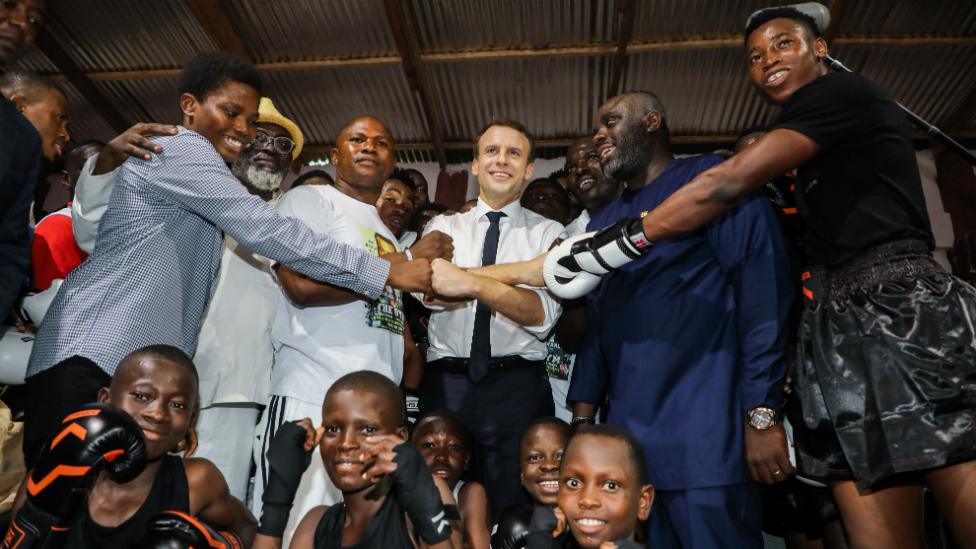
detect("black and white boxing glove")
[258,421,314,538]
[139,510,243,549]
[3,403,147,549]
[490,504,534,549]
[391,442,452,545]
[544,219,652,299]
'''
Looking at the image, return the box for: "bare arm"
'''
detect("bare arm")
[641,129,819,241]
[186,458,258,546]
[431,259,545,327]
[276,265,364,307]
[468,254,546,288]
[459,482,490,549]
[402,323,424,390]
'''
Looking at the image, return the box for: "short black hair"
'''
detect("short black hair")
[0,70,64,104]
[413,408,471,451]
[388,167,417,190]
[521,416,571,449]
[292,169,334,188]
[568,424,650,486]
[422,202,450,214]
[474,117,536,161]
[178,52,262,102]
[548,168,569,180]
[64,140,105,171]
[117,344,199,381]
[326,371,405,426]
[745,7,821,45]
[523,177,570,204]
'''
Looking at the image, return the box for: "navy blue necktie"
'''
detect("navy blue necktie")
[469,211,505,382]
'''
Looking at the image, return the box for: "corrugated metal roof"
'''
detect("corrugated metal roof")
[222,0,399,62]
[44,0,218,71]
[260,65,428,145]
[7,0,974,160]
[415,0,617,52]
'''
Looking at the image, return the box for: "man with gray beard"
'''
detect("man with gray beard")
[67,97,304,500]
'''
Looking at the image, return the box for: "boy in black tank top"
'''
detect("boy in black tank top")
[251,371,461,549]
[31,345,257,547]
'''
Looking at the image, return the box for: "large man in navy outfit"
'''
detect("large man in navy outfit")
[568,91,794,548]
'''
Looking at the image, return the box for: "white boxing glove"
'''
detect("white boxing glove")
[543,219,653,299]
[544,233,604,299]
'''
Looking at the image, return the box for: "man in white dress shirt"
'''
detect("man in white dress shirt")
[422,118,565,519]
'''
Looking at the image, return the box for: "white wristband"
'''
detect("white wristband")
[405,249,414,262]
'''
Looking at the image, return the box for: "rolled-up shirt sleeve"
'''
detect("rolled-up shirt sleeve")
[135,131,390,299]
[520,221,566,339]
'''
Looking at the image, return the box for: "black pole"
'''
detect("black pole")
[825,55,976,167]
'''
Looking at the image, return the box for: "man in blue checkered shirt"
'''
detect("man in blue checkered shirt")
[23,53,436,467]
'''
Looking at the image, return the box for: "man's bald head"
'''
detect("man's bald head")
[337,115,393,143]
[616,91,669,134]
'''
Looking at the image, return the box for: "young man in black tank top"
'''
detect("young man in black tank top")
[11,345,257,547]
[252,371,460,549]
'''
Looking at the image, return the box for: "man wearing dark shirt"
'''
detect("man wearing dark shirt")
[568,91,793,548]
[604,6,976,547]
[0,0,49,319]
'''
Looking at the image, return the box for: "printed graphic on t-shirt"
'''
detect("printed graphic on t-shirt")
[544,334,574,380]
[362,228,405,335]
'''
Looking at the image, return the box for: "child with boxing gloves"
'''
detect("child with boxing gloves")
[524,425,653,549]
[412,410,490,549]
[5,344,256,548]
[491,417,571,549]
[252,370,461,549]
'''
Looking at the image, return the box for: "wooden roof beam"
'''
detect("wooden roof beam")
[35,27,130,133]
[186,0,249,58]
[823,0,850,43]
[384,0,447,169]
[607,0,635,99]
[36,35,976,84]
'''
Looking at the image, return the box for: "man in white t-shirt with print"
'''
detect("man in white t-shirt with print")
[250,116,452,545]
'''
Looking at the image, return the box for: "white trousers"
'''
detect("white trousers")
[251,395,341,547]
[194,404,261,501]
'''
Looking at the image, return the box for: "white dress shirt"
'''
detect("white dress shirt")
[564,210,591,237]
[424,198,565,362]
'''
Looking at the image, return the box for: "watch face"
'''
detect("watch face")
[751,408,775,430]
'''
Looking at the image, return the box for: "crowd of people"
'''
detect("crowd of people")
[1,0,975,548]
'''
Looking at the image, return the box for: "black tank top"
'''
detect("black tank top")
[67,454,190,548]
[314,495,415,549]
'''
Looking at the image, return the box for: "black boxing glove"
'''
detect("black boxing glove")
[258,421,314,538]
[138,510,243,549]
[524,506,559,549]
[490,504,534,549]
[391,442,451,544]
[3,403,147,549]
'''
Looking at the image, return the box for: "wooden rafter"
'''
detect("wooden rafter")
[298,130,976,161]
[384,0,447,169]
[186,0,249,59]
[823,0,850,43]
[35,35,976,84]
[607,0,635,99]
[35,27,130,133]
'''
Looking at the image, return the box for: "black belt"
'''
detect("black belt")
[428,356,542,375]
[802,239,940,302]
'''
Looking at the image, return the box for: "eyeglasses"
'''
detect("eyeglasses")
[252,132,296,155]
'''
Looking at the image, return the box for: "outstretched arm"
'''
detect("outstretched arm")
[186,458,257,546]
[641,129,819,241]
